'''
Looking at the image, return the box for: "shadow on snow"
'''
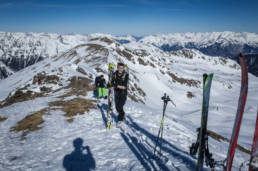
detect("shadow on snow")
[63,138,96,171]
[120,115,199,171]
[97,103,108,128]
[97,103,118,128]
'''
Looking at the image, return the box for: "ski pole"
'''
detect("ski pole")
[153,95,166,158]
[153,93,170,158]
[160,95,170,156]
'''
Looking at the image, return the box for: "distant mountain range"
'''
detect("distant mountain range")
[138,32,258,76]
[0,31,258,79]
[140,32,258,57]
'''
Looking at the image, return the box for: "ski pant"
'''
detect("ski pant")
[98,87,108,98]
[114,90,127,121]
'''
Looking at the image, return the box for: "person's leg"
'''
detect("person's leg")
[98,88,102,98]
[103,88,108,98]
[118,94,127,121]
[114,91,120,113]
[116,92,127,121]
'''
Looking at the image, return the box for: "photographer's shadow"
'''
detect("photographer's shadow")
[63,138,96,171]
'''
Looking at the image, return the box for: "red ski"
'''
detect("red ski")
[249,110,258,171]
[225,53,248,171]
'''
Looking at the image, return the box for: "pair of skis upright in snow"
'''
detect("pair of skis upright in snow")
[226,54,258,171]
[106,63,114,130]
[225,54,249,171]
[191,54,257,171]
[190,73,214,171]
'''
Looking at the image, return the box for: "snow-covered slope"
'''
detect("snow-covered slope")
[0,32,91,79]
[0,35,258,170]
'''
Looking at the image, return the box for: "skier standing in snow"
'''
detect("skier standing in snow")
[95,75,108,99]
[108,63,129,126]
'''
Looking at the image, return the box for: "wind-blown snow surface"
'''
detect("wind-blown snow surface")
[0,37,258,171]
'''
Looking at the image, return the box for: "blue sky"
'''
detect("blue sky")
[0,0,257,35]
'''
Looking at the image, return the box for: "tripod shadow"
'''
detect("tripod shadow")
[121,116,198,170]
[63,138,96,171]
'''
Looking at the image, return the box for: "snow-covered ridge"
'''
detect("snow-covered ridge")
[141,31,258,47]
[1,31,258,79]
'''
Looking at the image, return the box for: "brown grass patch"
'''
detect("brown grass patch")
[187,91,195,98]
[160,70,165,75]
[167,71,200,87]
[49,98,97,118]
[33,72,60,84]
[181,49,193,59]
[57,76,94,98]
[74,58,81,64]
[67,118,74,123]
[58,67,63,73]
[219,58,228,65]
[128,94,145,104]
[138,58,148,66]
[149,62,156,68]
[117,49,133,61]
[133,49,148,57]
[76,67,87,75]
[207,129,250,154]
[95,67,105,73]
[134,83,146,97]
[0,90,44,109]
[40,86,52,92]
[86,44,105,51]
[11,108,48,138]
[230,64,237,69]
[67,76,93,90]
[0,116,7,122]
[171,49,193,59]
[90,37,114,45]
[44,63,51,67]
[127,83,145,104]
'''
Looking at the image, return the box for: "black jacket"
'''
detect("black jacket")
[95,76,106,88]
[110,71,129,92]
